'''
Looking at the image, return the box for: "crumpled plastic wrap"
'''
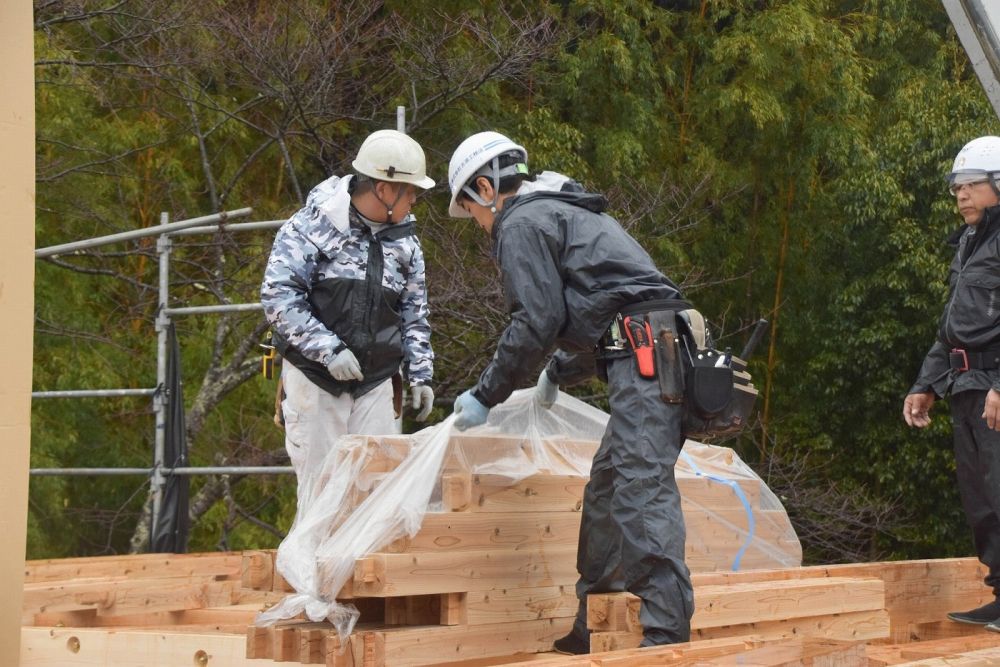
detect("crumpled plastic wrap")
[255,388,801,639]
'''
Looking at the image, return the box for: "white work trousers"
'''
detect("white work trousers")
[281,363,399,484]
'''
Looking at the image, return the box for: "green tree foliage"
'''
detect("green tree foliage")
[780,1,1000,559]
[30,0,1000,565]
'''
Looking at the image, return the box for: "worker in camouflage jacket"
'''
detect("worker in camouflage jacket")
[261,130,435,486]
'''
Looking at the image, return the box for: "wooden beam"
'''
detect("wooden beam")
[349,547,579,597]
[591,608,890,652]
[465,586,577,626]
[897,633,1000,661]
[32,603,265,629]
[22,578,237,622]
[24,552,242,584]
[241,551,275,591]
[21,626,271,666]
[588,577,884,633]
[357,617,574,666]
[385,512,583,553]
[468,637,864,667]
[452,475,585,514]
[893,646,1000,666]
[515,635,768,667]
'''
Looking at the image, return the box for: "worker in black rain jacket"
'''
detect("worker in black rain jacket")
[905,135,1000,629]
[447,131,694,654]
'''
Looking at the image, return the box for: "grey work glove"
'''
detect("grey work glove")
[327,348,364,382]
[411,384,434,422]
[535,369,558,409]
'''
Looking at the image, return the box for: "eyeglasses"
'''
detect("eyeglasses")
[949,175,992,196]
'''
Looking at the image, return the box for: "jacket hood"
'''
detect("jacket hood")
[497,171,607,221]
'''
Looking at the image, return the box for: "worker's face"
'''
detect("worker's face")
[373,181,418,224]
[459,176,497,234]
[953,177,1000,226]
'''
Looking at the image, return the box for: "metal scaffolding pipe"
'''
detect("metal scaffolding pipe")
[32,388,156,399]
[35,207,253,258]
[31,468,154,476]
[151,212,171,539]
[164,303,263,317]
[944,0,1000,121]
[30,466,295,476]
[170,219,283,237]
[167,466,294,476]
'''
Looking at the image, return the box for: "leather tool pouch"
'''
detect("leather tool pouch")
[647,311,685,403]
[612,302,758,439]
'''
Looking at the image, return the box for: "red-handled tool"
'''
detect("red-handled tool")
[623,316,656,378]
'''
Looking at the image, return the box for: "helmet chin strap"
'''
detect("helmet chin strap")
[374,183,409,223]
[462,157,526,214]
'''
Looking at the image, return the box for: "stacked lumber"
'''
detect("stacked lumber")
[21,551,286,666]
[868,633,1000,666]
[697,558,994,647]
[240,433,802,665]
[524,636,868,666]
[21,551,279,627]
[21,553,1000,665]
[248,434,801,593]
[583,557,996,661]
[586,576,888,651]
[18,433,996,665]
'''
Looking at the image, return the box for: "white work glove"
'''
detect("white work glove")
[327,348,364,382]
[535,369,558,409]
[411,384,434,422]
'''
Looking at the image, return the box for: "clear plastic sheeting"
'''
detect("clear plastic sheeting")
[255,388,801,639]
[677,442,802,573]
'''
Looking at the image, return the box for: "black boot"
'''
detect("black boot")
[947,599,1000,625]
[553,629,590,655]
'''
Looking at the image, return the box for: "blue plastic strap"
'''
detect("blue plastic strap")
[680,450,755,571]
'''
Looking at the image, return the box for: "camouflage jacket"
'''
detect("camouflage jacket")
[261,174,433,398]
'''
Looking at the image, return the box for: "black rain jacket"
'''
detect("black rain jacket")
[472,174,681,407]
[911,204,1000,397]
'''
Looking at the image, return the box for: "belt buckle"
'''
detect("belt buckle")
[951,348,970,372]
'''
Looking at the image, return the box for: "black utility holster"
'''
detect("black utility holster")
[614,302,758,440]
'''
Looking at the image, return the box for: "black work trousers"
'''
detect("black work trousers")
[569,354,694,645]
[951,389,1000,596]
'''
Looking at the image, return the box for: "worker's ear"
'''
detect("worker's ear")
[474,175,494,200]
[373,179,392,199]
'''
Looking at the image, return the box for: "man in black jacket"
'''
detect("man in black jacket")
[447,131,694,653]
[905,135,1000,628]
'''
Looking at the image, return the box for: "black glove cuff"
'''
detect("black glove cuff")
[472,387,493,409]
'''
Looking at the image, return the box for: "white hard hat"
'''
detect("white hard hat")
[447,131,528,218]
[352,130,435,189]
[951,136,1000,177]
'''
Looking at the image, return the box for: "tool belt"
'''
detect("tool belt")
[603,301,759,440]
[949,346,1000,372]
